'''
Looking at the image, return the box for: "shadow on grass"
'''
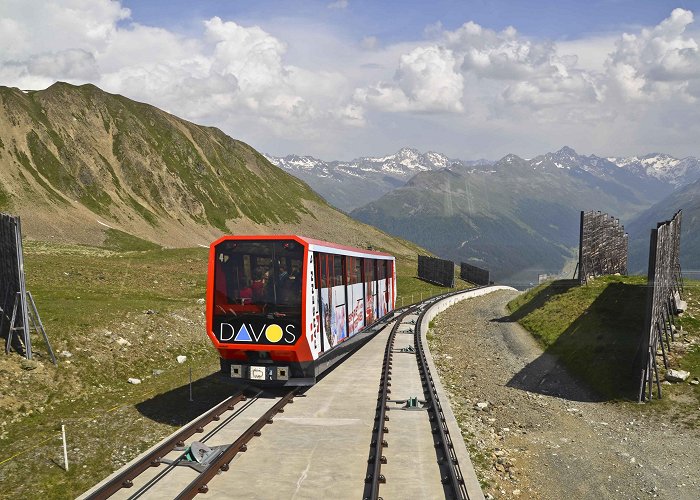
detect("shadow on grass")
[135,373,304,426]
[501,279,579,323]
[501,280,647,402]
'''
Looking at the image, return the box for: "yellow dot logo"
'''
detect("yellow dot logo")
[265,324,283,343]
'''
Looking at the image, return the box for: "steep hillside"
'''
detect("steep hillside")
[0,82,419,258]
[626,178,700,274]
[352,147,666,286]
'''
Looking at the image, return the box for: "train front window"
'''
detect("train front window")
[214,239,303,316]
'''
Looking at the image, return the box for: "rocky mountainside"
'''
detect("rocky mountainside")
[264,148,489,212]
[0,82,421,258]
[626,178,700,275]
[351,147,677,286]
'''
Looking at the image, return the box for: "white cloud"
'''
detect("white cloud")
[606,8,700,101]
[327,0,349,10]
[2,2,700,159]
[556,36,617,72]
[27,49,100,80]
[446,22,550,80]
[0,0,129,59]
[446,22,605,111]
[0,1,363,144]
[361,36,378,50]
[356,20,603,115]
[355,45,464,112]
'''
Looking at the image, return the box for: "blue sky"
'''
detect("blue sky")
[2,1,700,160]
[123,1,692,40]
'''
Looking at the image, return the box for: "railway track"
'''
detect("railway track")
[84,288,494,499]
[84,389,297,500]
[364,293,474,500]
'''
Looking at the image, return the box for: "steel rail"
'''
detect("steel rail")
[126,391,264,500]
[175,388,297,500]
[85,392,246,500]
[363,306,418,500]
[363,287,486,500]
[415,303,469,500]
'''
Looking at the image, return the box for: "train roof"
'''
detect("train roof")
[212,235,395,260]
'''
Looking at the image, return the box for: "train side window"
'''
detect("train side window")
[364,258,375,282]
[333,255,343,286]
[347,257,361,285]
[318,253,328,288]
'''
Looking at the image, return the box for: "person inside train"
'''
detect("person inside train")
[239,282,253,304]
[251,267,267,301]
[289,264,302,294]
[277,261,289,284]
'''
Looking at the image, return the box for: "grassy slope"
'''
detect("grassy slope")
[0,82,329,244]
[507,277,700,414]
[0,241,467,498]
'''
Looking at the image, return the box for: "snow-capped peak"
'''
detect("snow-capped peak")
[607,153,700,186]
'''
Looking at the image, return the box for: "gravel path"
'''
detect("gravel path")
[429,290,700,500]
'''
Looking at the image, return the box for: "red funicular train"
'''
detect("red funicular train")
[206,235,396,385]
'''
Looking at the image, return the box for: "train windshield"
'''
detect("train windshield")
[213,239,304,316]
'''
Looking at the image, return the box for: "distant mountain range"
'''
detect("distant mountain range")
[266,146,700,212]
[351,147,661,285]
[268,146,700,286]
[264,148,489,212]
[607,154,700,188]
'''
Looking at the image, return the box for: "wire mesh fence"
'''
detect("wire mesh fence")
[578,210,628,284]
[638,210,683,402]
[0,213,30,357]
[459,262,490,286]
[417,255,455,288]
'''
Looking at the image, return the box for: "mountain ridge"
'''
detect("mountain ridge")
[266,146,700,213]
[264,148,491,211]
[349,146,691,286]
[0,82,424,258]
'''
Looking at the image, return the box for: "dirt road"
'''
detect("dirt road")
[429,290,699,500]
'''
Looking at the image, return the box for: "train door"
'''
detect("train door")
[318,254,346,347]
[364,258,377,325]
[314,253,331,352]
[377,260,388,317]
[387,260,395,312]
[346,256,365,336]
